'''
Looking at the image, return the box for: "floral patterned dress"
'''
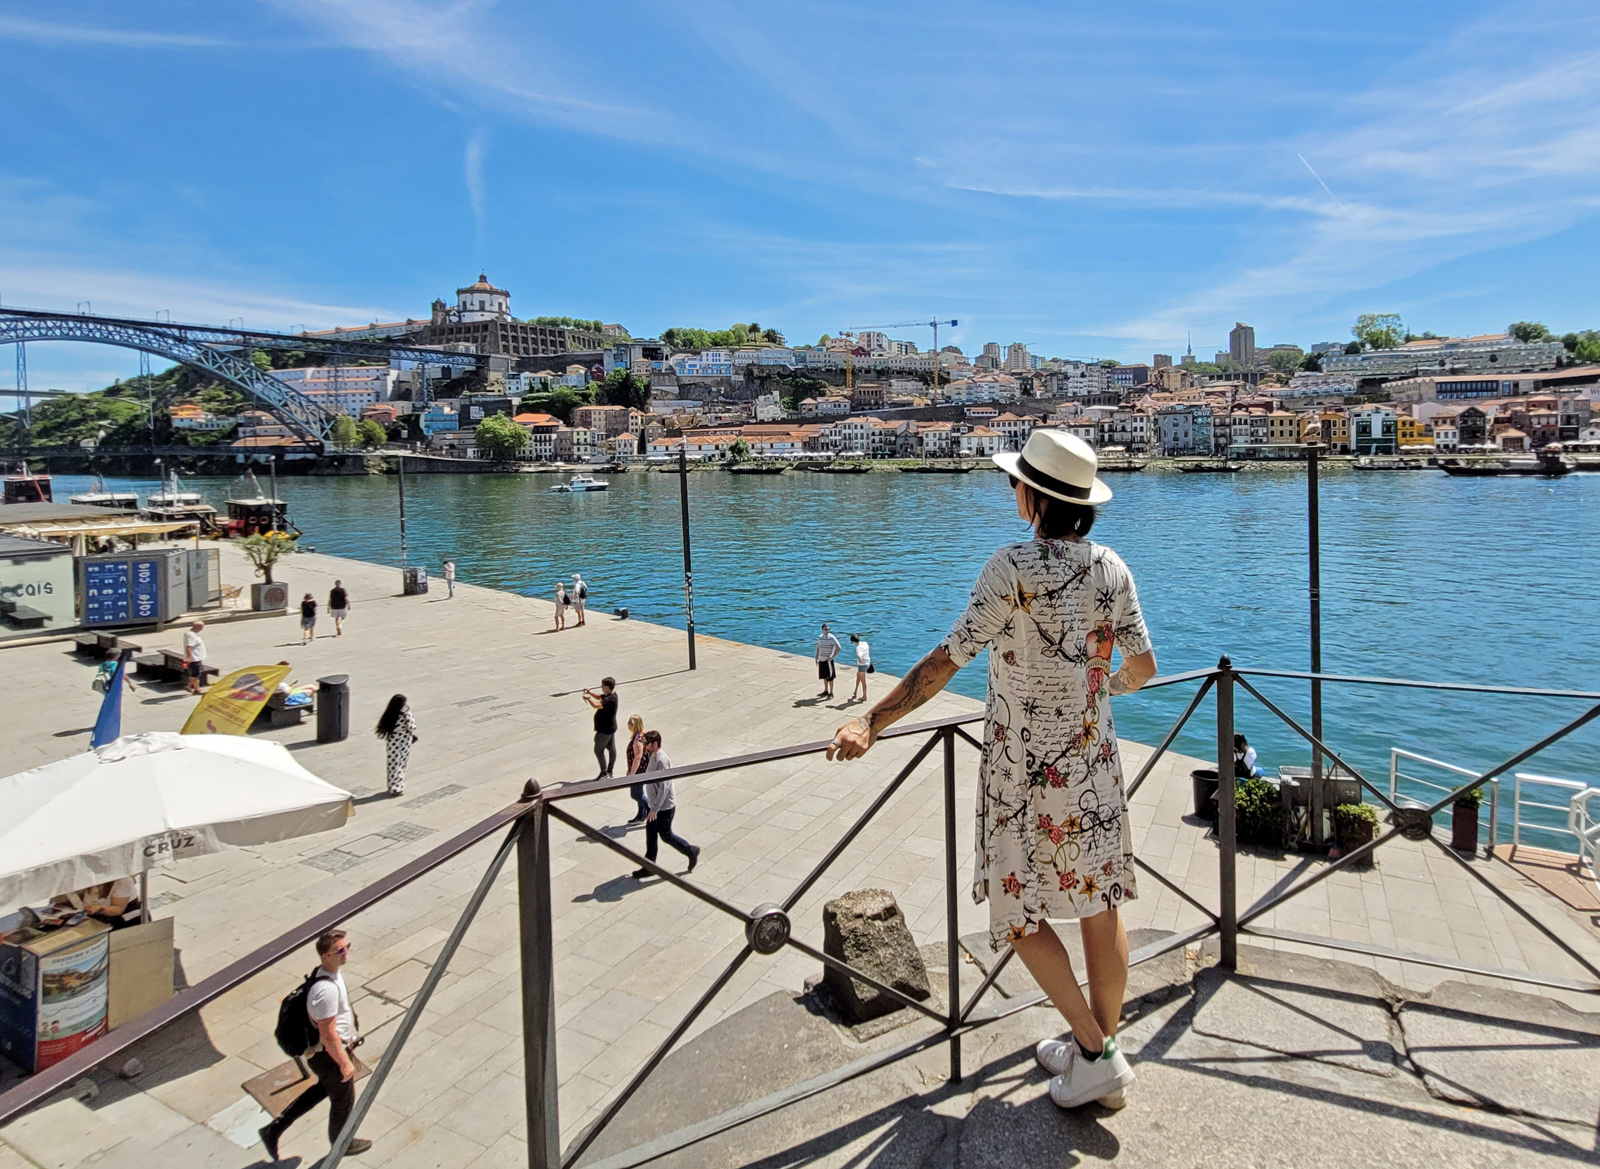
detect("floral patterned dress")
[940,537,1153,950]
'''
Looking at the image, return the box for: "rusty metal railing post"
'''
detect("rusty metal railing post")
[1216,658,1238,969]
[942,726,961,1083]
[517,785,560,1169]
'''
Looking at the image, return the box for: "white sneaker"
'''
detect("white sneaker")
[1046,1036,1135,1110]
[1036,1036,1129,1107]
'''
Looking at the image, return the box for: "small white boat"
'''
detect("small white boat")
[549,474,610,493]
[70,475,139,510]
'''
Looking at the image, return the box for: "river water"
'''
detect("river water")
[55,466,1600,844]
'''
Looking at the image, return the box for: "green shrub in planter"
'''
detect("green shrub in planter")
[1454,786,1483,810]
[1334,802,1379,854]
[1234,777,1284,847]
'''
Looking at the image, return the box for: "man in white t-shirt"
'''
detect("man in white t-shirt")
[182,621,207,695]
[260,928,370,1160]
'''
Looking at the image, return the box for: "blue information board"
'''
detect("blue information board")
[82,558,162,626]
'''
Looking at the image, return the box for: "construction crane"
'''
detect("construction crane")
[842,319,958,395]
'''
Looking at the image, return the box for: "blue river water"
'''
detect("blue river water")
[55,466,1600,844]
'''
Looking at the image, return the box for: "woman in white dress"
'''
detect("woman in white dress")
[829,429,1158,1111]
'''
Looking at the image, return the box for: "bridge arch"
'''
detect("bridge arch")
[0,313,336,445]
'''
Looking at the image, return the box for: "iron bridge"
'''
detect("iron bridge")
[0,307,480,445]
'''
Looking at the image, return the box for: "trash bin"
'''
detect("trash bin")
[1191,768,1220,821]
[317,674,350,744]
[402,566,429,595]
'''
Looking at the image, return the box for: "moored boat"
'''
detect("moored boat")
[141,470,218,530]
[1176,460,1243,474]
[222,470,297,536]
[550,473,610,492]
[2,463,52,504]
[1438,454,1570,478]
[727,462,788,475]
[69,475,138,510]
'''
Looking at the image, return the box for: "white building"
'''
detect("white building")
[1004,342,1032,372]
[1321,334,1567,377]
[754,391,786,422]
[455,274,510,322]
[273,366,398,416]
[1056,361,1111,399]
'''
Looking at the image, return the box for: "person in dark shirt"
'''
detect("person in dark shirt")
[583,677,619,779]
[328,580,351,636]
[300,593,317,645]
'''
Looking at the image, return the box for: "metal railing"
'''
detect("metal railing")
[1512,772,1590,850]
[1568,787,1600,895]
[3,661,1600,1169]
[1388,748,1499,852]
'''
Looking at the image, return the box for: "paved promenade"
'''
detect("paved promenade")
[2,542,1598,1168]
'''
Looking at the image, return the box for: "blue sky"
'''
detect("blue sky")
[4,1,1600,392]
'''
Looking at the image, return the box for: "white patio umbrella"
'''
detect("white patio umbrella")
[0,732,353,913]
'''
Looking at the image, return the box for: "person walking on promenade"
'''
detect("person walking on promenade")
[631,730,700,877]
[375,694,417,797]
[827,429,1158,1111]
[328,580,351,636]
[443,559,457,599]
[299,593,318,644]
[572,573,589,626]
[850,633,872,703]
[814,622,842,700]
[182,621,207,695]
[583,677,619,779]
[259,928,371,1161]
[623,713,650,823]
[554,581,569,631]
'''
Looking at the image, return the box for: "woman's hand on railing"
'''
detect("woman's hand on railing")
[827,717,875,761]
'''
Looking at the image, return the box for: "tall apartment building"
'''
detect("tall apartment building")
[1229,322,1257,368]
[1004,342,1032,372]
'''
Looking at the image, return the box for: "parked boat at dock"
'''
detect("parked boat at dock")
[2,463,52,504]
[1177,460,1242,474]
[141,470,218,530]
[727,463,787,475]
[900,462,975,474]
[68,475,138,510]
[1438,453,1571,478]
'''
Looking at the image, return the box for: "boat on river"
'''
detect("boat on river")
[1355,456,1433,471]
[550,474,610,492]
[2,463,52,504]
[1438,453,1571,478]
[142,470,218,530]
[727,463,787,475]
[819,462,872,473]
[900,462,975,474]
[1176,460,1242,474]
[1098,458,1148,473]
[68,475,138,510]
[222,470,298,536]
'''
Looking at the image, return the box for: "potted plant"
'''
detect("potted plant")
[1234,776,1284,849]
[1452,787,1483,853]
[241,531,295,610]
[1334,803,1379,867]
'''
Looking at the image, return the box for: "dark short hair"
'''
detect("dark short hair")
[1234,734,1248,748]
[601,677,615,690]
[1012,478,1096,540]
[643,730,662,745]
[850,634,859,642]
[315,928,348,956]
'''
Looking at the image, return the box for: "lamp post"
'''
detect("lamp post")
[678,445,696,670]
[1306,441,1325,847]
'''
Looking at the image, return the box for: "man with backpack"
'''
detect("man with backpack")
[572,572,589,626]
[261,928,370,1160]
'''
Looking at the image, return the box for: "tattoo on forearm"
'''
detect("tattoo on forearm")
[867,651,953,736]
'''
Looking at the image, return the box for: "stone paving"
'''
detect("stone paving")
[2,541,1598,1168]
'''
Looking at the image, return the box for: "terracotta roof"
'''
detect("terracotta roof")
[458,273,507,295]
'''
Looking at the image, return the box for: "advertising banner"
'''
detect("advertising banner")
[180,664,292,736]
[0,921,110,1072]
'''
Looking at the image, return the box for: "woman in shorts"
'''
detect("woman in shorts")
[299,593,317,644]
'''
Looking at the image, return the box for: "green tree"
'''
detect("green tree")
[357,419,387,448]
[196,386,246,415]
[1299,351,1323,372]
[728,437,751,463]
[240,531,295,582]
[781,394,797,414]
[1099,358,1120,368]
[762,327,785,344]
[328,414,359,448]
[596,368,651,411]
[519,385,590,424]
[1508,320,1551,343]
[1266,349,1303,373]
[251,349,272,372]
[1351,313,1406,351]
[1564,330,1600,362]
[475,413,528,459]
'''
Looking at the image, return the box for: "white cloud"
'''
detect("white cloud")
[464,128,488,256]
[0,15,231,48]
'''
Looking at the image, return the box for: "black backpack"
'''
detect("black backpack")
[576,582,588,599]
[275,967,332,1058]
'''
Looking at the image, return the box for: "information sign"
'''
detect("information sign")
[82,557,162,626]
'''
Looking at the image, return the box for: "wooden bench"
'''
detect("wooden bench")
[134,653,175,682]
[152,648,219,686]
[255,691,315,729]
[74,633,103,656]
[97,632,142,656]
[0,599,50,630]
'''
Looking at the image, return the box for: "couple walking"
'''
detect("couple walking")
[553,573,589,631]
[813,623,872,702]
[583,679,701,876]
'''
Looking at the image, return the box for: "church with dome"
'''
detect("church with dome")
[422,274,610,357]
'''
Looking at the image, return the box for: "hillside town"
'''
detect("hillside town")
[149,276,1600,464]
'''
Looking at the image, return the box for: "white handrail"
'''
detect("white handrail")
[1388,748,1499,851]
[1567,787,1600,899]
[1513,772,1589,850]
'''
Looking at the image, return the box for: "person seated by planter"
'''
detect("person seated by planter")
[1233,734,1263,779]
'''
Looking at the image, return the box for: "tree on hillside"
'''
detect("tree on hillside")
[1266,350,1303,373]
[1344,341,1361,354]
[1562,330,1600,362]
[520,385,591,424]
[1351,313,1406,351]
[328,414,359,448]
[1299,351,1323,372]
[357,419,387,448]
[1099,358,1120,368]
[476,413,528,460]
[251,349,272,372]
[597,368,651,411]
[1508,321,1551,343]
[197,386,246,415]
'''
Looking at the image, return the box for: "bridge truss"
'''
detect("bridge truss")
[0,307,480,445]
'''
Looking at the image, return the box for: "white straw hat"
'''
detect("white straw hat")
[992,428,1112,505]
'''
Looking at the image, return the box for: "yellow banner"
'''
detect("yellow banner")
[180,664,293,736]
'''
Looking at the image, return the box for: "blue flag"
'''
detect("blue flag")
[91,652,130,749]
